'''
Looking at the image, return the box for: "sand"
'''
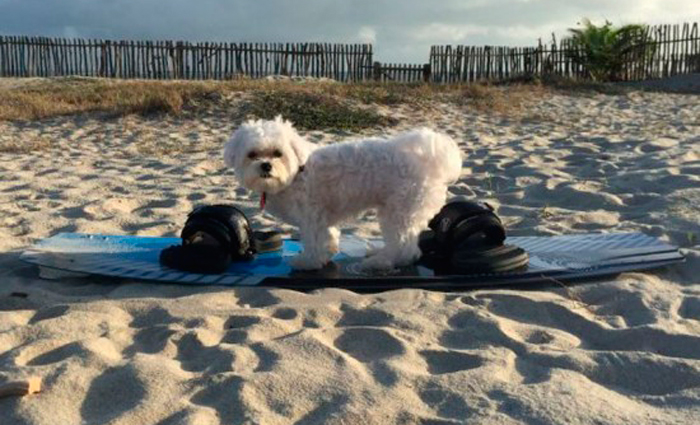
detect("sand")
[1,81,699,424]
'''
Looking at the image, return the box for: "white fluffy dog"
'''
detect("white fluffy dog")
[224,116,462,271]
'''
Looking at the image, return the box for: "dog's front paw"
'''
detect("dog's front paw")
[359,253,396,271]
[288,254,327,270]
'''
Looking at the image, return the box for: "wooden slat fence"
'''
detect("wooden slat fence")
[0,36,374,81]
[430,22,700,83]
[2,22,698,84]
[369,62,430,82]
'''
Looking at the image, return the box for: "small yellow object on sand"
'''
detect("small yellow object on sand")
[0,377,41,398]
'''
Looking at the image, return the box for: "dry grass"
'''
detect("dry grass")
[538,74,631,95]
[0,136,53,153]
[0,76,548,124]
[0,78,233,120]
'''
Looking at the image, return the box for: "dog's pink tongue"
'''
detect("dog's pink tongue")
[260,193,266,210]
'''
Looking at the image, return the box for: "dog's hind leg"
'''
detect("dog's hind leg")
[289,223,339,270]
[361,210,421,270]
[362,186,447,270]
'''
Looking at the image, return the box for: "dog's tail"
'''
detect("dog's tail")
[396,128,463,183]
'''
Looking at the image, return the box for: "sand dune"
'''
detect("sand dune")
[1,84,699,424]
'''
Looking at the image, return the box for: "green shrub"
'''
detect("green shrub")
[247,90,395,131]
[566,19,655,81]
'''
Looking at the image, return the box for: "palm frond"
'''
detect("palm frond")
[564,19,653,81]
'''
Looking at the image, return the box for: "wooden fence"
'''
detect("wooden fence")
[1,22,699,84]
[369,62,430,82]
[430,22,700,83]
[0,36,374,81]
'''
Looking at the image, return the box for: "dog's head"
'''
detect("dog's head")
[224,116,314,194]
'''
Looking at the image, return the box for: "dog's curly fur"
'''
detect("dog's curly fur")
[224,116,462,270]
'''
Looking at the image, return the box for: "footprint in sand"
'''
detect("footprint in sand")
[579,351,700,396]
[189,375,247,425]
[636,138,678,153]
[27,339,121,366]
[333,328,406,363]
[503,326,582,351]
[249,342,279,372]
[91,198,140,215]
[81,365,146,424]
[221,329,249,344]
[135,199,178,211]
[129,306,179,328]
[28,305,71,324]
[419,350,485,375]
[219,315,262,344]
[59,205,91,220]
[679,297,700,321]
[224,315,262,329]
[126,325,178,356]
[175,330,234,373]
[417,383,476,420]
[186,192,207,201]
[336,305,394,327]
[272,307,298,320]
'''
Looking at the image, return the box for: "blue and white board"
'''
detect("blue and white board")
[20,232,684,290]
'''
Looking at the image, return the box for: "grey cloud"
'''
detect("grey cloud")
[0,0,697,63]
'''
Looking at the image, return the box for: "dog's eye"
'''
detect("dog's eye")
[273,150,283,158]
[247,151,258,160]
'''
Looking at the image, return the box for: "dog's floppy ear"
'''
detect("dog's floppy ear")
[224,119,261,167]
[277,116,314,165]
[290,133,313,165]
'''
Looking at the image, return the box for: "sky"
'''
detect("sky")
[0,0,698,63]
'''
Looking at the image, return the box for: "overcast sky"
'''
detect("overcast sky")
[1,0,698,63]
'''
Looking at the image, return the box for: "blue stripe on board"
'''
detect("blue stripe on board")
[238,276,264,286]
[179,274,207,283]
[218,276,243,285]
[159,272,186,281]
[198,275,223,284]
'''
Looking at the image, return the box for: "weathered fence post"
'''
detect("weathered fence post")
[175,41,183,79]
[99,40,106,77]
[373,61,382,81]
[691,54,700,72]
[422,64,431,82]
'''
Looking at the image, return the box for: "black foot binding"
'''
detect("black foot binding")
[160,205,282,274]
[160,244,233,274]
[419,200,529,274]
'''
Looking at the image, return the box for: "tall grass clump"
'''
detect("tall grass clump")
[565,19,655,81]
[247,90,396,131]
[0,78,223,120]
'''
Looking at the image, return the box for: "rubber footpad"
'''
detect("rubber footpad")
[253,231,283,253]
[450,243,529,274]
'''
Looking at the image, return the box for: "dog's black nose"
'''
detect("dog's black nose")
[260,162,272,172]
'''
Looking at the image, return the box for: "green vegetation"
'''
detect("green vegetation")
[247,90,396,131]
[566,19,655,82]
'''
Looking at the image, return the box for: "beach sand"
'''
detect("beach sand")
[1,80,699,424]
